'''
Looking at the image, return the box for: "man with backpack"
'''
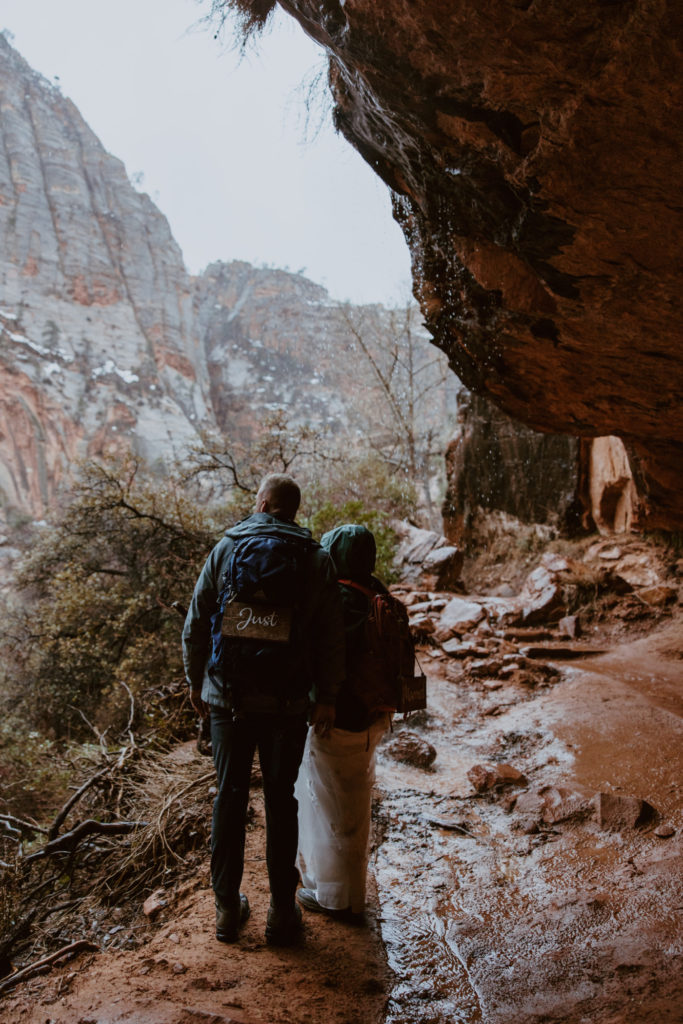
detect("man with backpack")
[182,474,345,946]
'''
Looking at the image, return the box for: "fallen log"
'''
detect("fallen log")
[0,939,98,994]
[25,820,149,865]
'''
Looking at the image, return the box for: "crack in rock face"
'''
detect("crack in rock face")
[277,0,683,529]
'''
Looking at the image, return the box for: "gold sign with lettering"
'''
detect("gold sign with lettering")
[221,601,292,643]
[397,673,427,714]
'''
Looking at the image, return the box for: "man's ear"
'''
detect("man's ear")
[256,496,268,513]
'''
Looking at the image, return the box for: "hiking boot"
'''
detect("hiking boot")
[215,893,250,943]
[265,900,303,946]
[297,887,365,925]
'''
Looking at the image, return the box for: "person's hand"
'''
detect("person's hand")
[311,702,335,737]
[190,687,209,718]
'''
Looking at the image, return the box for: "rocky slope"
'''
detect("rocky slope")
[269,0,683,529]
[0,35,456,520]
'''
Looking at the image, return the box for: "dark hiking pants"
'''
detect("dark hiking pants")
[209,706,308,910]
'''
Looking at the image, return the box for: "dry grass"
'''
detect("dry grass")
[86,751,214,906]
[207,0,278,42]
[0,745,215,971]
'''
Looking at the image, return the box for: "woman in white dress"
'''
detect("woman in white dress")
[295,524,391,920]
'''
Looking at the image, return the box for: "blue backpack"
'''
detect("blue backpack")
[208,531,314,709]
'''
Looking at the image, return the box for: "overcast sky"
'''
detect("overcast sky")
[1,0,412,306]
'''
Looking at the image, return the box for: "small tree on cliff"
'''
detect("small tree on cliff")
[183,408,335,507]
[336,301,454,528]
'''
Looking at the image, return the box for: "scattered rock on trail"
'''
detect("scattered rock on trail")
[636,584,678,607]
[520,565,565,624]
[142,891,168,919]
[514,785,593,831]
[655,824,676,838]
[408,614,437,640]
[467,762,527,792]
[592,792,658,830]
[441,637,491,658]
[383,730,437,770]
[401,590,431,607]
[421,544,464,590]
[558,614,581,638]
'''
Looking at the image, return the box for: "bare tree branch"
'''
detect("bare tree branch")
[25,819,149,864]
[0,940,99,994]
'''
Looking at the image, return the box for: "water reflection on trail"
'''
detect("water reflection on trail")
[371,639,683,1024]
[374,787,484,1024]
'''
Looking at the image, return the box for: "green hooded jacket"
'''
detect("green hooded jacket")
[320,524,388,731]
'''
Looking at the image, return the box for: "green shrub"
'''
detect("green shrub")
[303,500,399,582]
[3,459,219,739]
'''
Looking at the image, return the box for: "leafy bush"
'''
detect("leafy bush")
[304,500,399,582]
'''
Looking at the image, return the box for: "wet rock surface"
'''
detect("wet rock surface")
[374,613,683,1023]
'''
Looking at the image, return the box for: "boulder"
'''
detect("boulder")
[393,522,464,588]
[612,553,662,589]
[514,785,593,830]
[539,786,593,825]
[408,614,436,639]
[421,545,465,590]
[540,552,571,573]
[409,598,447,615]
[636,584,678,607]
[469,657,504,678]
[440,637,490,658]
[587,436,638,534]
[434,597,486,640]
[384,730,437,770]
[520,565,565,625]
[478,595,522,626]
[558,615,581,639]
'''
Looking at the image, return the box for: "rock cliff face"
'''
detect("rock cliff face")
[443,390,581,541]
[442,390,639,541]
[271,0,683,529]
[194,260,356,439]
[0,36,210,515]
[194,259,457,454]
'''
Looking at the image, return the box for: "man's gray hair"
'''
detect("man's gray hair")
[257,473,301,520]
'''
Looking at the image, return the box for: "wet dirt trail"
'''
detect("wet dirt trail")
[4,623,682,1024]
[373,620,683,1024]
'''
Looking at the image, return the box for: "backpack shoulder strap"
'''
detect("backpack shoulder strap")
[338,578,374,598]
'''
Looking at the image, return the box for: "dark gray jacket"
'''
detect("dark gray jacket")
[182,512,345,713]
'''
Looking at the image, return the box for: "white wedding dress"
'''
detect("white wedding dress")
[295,716,389,914]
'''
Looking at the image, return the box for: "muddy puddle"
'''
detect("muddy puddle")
[372,634,683,1023]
